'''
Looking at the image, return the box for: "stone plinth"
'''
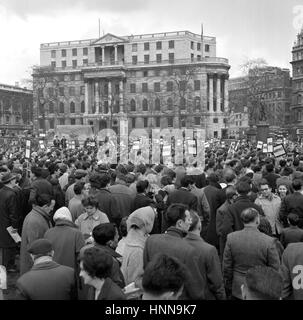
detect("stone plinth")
[256,122,269,143]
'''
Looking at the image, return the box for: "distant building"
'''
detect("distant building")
[0,83,33,135]
[291,27,303,138]
[33,30,230,139]
[228,66,291,139]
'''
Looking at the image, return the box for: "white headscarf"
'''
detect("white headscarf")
[53,207,72,222]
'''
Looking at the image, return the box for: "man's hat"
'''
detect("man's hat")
[1,173,17,184]
[27,239,53,256]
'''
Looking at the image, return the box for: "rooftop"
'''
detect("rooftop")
[41,30,216,48]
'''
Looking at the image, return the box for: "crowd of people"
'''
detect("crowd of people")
[0,138,303,300]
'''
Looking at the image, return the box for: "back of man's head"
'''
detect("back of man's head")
[292,179,302,191]
[180,175,194,188]
[165,203,188,228]
[188,210,200,232]
[265,163,274,173]
[226,185,237,201]
[240,207,259,224]
[223,169,236,184]
[142,254,187,300]
[288,213,300,226]
[243,266,283,300]
[92,223,116,245]
[74,181,85,195]
[236,181,251,195]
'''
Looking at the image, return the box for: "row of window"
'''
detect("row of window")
[130,80,201,93]
[41,101,85,114]
[51,48,88,59]
[51,59,88,69]
[129,97,201,111]
[294,81,303,90]
[132,41,210,52]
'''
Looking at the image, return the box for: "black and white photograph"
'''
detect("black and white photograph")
[0,0,303,306]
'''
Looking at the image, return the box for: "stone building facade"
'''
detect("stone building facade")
[228,67,291,138]
[291,27,303,136]
[0,83,33,135]
[34,30,230,139]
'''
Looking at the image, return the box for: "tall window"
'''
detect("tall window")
[132,44,137,52]
[49,102,54,113]
[130,99,136,111]
[156,41,162,50]
[168,40,174,49]
[72,60,77,68]
[197,43,201,50]
[142,83,148,93]
[69,87,75,96]
[169,53,174,63]
[59,102,65,113]
[144,118,148,127]
[144,55,150,64]
[144,42,150,50]
[130,83,136,93]
[132,118,136,128]
[132,56,137,65]
[167,98,173,110]
[51,50,56,58]
[181,116,186,127]
[83,47,88,55]
[194,80,200,91]
[167,81,173,92]
[194,117,200,125]
[83,59,88,65]
[142,99,148,111]
[155,117,161,127]
[167,117,173,127]
[59,87,64,96]
[191,42,194,49]
[104,101,109,113]
[61,49,66,57]
[154,82,160,92]
[59,119,65,125]
[81,101,85,113]
[194,97,201,110]
[156,54,162,63]
[70,102,75,113]
[155,98,161,111]
[51,61,56,68]
[61,60,66,68]
[71,119,76,125]
[49,119,54,129]
[180,97,186,110]
[72,48,77,56]
[205,44,210,52]
[80,86,85,95]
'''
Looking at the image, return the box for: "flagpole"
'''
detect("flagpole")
[98,19,101,38]
[201,23,204,58]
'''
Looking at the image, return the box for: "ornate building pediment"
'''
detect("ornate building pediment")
[91,33,128,46]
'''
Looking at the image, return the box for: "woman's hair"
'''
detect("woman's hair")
[81,196,99,208]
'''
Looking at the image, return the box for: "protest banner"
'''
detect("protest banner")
[25,140,31,159]
[257,141,263,149]
[273,144,286,158]
[267,137,273,153]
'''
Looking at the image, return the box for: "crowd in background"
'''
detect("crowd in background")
[0,138,303,300]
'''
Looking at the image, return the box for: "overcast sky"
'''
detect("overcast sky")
[0,0,302,86]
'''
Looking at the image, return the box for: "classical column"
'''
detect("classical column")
[108,80,112,113]
[101,47,105,65]
[95,81,99,114]
[114,45,118,64]
[84,82,89,114]
[209,74,214,113]
[224,76,229,113]
[217,74,221,113]
[119,80,124,113]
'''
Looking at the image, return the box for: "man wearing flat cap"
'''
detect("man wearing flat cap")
[0,173,19,272]
[16,239,77,300]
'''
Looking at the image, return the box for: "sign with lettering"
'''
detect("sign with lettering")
[273,144,286,158]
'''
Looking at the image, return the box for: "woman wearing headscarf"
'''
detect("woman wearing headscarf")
[121,206,155,298]
[44,206,85,271]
